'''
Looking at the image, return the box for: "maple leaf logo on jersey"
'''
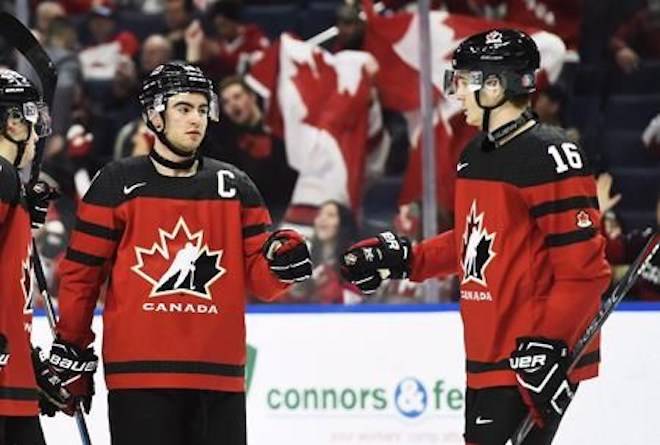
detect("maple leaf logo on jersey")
[461,200,496,287]
[132,217,226,299]
[20,243,34,315]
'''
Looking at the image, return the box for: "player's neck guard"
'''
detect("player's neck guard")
[487,109,536,147]
[149,147,197,170]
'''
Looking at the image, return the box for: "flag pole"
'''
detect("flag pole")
[417,0,440,302]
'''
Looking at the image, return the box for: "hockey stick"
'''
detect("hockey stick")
[511,235,660,445]
[0,12,93,445]
[31,240,93,445]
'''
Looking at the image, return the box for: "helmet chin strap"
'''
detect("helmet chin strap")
[3,125,32,168]
[474,90,508,134]
[146,114,197,170]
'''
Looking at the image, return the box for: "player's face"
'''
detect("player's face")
[220,84,257,126]
[5,111,39,166]
[164,92,209,154]
[456,74,504,129]
[314,202,340,242]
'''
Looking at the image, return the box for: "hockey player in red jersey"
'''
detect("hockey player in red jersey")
[341,30,611,444]
[0,69,71,443]
[50,62,312,445]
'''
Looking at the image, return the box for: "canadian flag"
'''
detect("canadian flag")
[248,34,379,218]
[362,0,567,209]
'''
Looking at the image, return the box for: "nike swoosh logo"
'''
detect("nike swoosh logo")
[457,162,469,172]
[475,416,493,425]
[123,182,147,195]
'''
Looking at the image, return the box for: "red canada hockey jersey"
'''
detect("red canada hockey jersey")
[411,124,611,389]
[57,157,289,393]
[0,157,38,416]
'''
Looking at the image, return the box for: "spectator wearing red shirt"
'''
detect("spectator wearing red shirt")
[610,0,660,74]
[198,1,269,82]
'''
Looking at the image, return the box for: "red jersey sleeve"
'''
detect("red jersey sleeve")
[410,229,459,282]
[520,149,611,343]
[57,166,124,348]
[237,171,289,301]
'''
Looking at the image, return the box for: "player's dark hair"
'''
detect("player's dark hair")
[311,200,358,267]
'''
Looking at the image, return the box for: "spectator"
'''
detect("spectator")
[89,55,141,165]
[139,34,174,79]
[189,0,269,82]
[331,4,365,52]
[33,1,66,43]
[282,201,360,304]
[78,6,140,80]
[642,113,660,157]
[598,173,658,300]
[610,0,660,74]
[44,17,82,136]
[605,193,659,300]
[207,76,297,223]
[164,0,198,60]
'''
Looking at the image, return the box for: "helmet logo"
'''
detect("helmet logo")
[485,30,503,45]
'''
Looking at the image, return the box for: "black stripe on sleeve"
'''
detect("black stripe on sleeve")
[242,224,268,239]
[466,359,510,373]
[0,387,39,401]
[65,249,107,267]
[545,228,598,247]
[104,360,245,377]
[76,218,122,241]
[466,349,600,374]
[530,196,599,218]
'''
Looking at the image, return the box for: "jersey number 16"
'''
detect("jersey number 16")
[548,142,583,173]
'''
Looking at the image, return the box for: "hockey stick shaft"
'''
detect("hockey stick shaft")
[31,241,93,445]
[511,235,659,445]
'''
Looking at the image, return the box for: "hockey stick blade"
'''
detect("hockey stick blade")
[511,235,659,445]
[0,12,58,185]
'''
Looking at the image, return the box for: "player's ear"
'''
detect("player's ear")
[147,108,164,132]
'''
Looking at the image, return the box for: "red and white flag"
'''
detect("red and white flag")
[362,0,566,209]
[248,34,379,218]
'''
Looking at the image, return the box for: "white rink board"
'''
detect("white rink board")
[33,308,660,444]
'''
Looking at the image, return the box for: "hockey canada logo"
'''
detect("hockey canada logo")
[132,217,226,300]
[461,200,496,287]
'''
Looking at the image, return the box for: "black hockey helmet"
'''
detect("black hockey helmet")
[139,62,219,122]
[139,62,218,167]
[444,29,540,99]
[0,69,51,167]
[0,69,51,137]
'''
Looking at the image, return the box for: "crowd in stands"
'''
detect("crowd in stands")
[1,0,657,304]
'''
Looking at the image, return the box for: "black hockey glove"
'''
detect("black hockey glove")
[49,339,98,415]
[25,181,59,230]
[340,231,412,295]
[263,229,313,283]
[31,347,71,417]
[0,334,9,371]
[509,337,576,428]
